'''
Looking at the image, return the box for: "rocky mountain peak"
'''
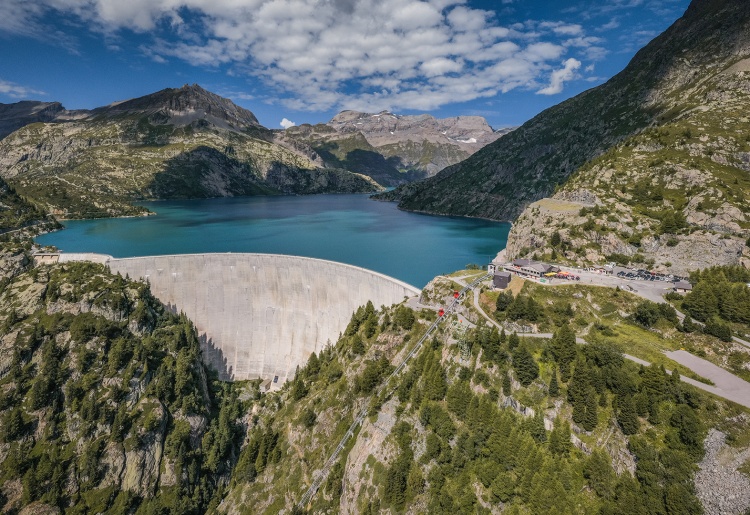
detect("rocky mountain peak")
[92,83,260,130]
[0,101,67,140]
[326,109,499,150]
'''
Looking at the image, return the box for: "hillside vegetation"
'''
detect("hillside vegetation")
[214,274,750,514]
[1,249,750,513]
[0,255,252,513]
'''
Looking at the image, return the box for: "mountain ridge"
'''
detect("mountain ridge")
[376,0,750,222]
[0,86,381,218]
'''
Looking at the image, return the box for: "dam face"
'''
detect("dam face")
[107,254,421,383]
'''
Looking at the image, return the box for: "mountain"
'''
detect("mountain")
[282,111,510,186]
[503,0,750,274]
[4,253,748,514]
[378,0,750,274]
[377,0,750,214]
[90,84,261,130]
[0,85,380,218]
[0,101,67,140]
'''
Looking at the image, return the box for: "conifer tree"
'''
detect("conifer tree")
[488,327,501,361]
[530,411,547,443]
[351,334,365,355]
[512,345,539,386]
[582,387,598,431]
[616,395,639,435]
[584,449,615,499]
[508,331,520,350]
[549,419,571,456]
[549,367,560,397]
[551,323,577,380]
[681,315,695,333]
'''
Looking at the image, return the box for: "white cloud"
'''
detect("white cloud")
[539,22,583,36]
[280,117,295,129]
[0,79,46,99]
[598,18,621,31]
[537,58,581,95]
[2,0,606,112]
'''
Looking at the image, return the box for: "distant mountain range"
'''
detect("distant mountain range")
[284,110,510,185]
[0,87,508,218]
[379,0,750,274]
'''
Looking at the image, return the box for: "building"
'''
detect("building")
[33,253,60,265]
[673,280,693,294]
[507,259,560,279]
[493,271,512,289]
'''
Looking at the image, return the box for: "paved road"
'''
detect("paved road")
[666,350,750,408]
[411,274,750,409]
[470,277,750,408]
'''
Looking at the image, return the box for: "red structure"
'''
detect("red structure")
[438,309,445,317]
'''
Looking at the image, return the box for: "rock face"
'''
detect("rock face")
[91,84,261,131]
[695,429,750,515]
[0,101,66,140]
[328,110,502,151]
[283,111,510,186]
[0,85,381,218]
[380,0,750,229]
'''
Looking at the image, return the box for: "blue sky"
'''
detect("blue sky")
[0,0,689,129]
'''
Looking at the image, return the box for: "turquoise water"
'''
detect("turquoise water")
[36,194,509,287]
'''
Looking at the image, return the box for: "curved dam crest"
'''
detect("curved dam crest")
[105,253,421,384]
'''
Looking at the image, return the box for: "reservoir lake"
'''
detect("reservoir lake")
[36,194,510,287]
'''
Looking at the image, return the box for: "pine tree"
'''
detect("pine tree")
[549,367,560,397]
[496,291,514,312]
[616,395,639,435]
[682,315,695,333]
[351,334,365,355]
[512,345,539,386]
[530,411,547,443]
[550,323,577,380]
[486,327,501,362]
[584,449,615,499]
[499,327,507,344]
[549,419,572,456]
[508,332,520,350]
[582,387,598,431]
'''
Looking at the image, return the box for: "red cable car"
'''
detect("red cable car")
[453,290,460,298]
[438,309,445,317]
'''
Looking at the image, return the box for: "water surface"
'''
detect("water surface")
[36,194,509,287]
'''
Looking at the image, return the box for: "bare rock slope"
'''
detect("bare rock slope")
[0,85,380,218]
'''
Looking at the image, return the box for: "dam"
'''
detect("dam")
[103,253,421,383]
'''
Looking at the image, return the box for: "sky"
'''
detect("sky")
[0,0,690,130]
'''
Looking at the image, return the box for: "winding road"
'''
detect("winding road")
[441,272,750,409]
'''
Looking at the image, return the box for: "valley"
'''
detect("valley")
[2,0,750,513]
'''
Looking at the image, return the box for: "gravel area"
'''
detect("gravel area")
[696,429,750,515]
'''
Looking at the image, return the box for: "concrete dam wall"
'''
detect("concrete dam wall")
[107,254,421,383]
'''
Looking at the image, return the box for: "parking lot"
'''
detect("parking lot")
[548,265,677,304]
